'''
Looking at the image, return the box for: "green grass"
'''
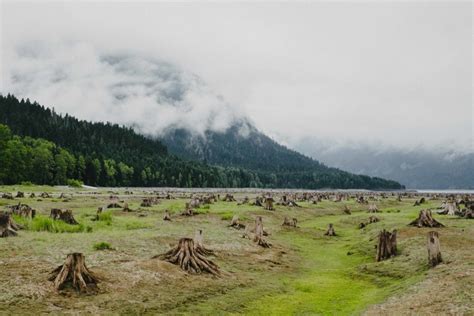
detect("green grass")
[1,187,471,315]
[14,215,88,233]
[93,241,113,250]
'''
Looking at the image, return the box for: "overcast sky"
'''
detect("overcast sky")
[1,1,472,152]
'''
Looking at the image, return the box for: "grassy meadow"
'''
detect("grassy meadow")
[0,185,472,315]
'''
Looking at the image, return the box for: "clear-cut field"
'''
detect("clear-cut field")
[0,185,472,315]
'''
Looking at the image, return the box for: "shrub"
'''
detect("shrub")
[93,241,113,250]
[67,179,83,188]
[20,181,34,186]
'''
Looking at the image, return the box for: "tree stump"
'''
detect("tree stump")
[359,216,379,229]
[343,205,351,215]
[122,202,132,212]
[376,229,397,261]
[427,231,442,267]
[223,194,236,202]
[50,209,79,225]
[15,191,24,198]
[254,197,263,207]
[409,210,444,228]
[229,215,245,229]
[2,193,13,200]
[194,230,215,256]
[11,202,36,218]
[253,216,271,248]
[40,192,51,198]
[0,212,19,237]
[163,210,171,221]
[324,223,336,236]
[181,207,195,216]
[95,207,103,221]
[282,216,297,227]
[155,238,220,276]
[29,192,36,198]
[264,197,275,211]
[106,202,122,209]
[368,204,379,213]
[48,253,99,293]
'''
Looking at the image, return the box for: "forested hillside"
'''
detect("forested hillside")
[0,94,403,189]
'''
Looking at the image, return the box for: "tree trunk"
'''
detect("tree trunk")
[155,238,220,276]
[0,212,19,237]
[49,253,99,293]
[376,229,397,261]
[253,216,271,248]
[427,231,442,267]
[324,223,336,236]
[409,210,444,228]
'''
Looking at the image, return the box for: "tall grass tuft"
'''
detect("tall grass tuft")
[16,215,88,233]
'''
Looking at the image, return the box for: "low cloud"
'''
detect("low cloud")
[2,41,242,137]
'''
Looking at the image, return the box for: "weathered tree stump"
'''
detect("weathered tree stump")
[163,210,171,221]
[264,197,275,211]
[50,209,79,225]
[106,202,122,209]
[368,204,379,213]
[10,202,36,218]
[155,238,220,275]
[48,253,99,293]
[15,191,24,198]
[359,216,379,229]
[222,193,236,202]
[229,215,245,229]
[282,216,298,227]
[253,216,271,248]
[181,206,195,216]
[254,196,263,207]
[29,192,36,198]
[376,229,397,261]
[122,202,132,212]
[94,207,103,221]
[194,230,215,256]
[409,210,444,228]
[0,212,20,237]
[324,223,336,236]
[40,192,51,198]
[1,193,13,200]
[343,205,351,215]
[427,231,442,267]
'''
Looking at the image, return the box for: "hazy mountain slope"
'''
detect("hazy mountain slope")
[159,121,403,189]
[295,143,473,189]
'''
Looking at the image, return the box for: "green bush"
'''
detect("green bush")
[93,241,113,250]
[20,181,34,186]
[67,179,83,188]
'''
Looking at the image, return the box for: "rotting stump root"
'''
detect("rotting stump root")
[155,238,220,276]
[49,253,99,293]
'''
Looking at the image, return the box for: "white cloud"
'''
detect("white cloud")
[1,1,472,151]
